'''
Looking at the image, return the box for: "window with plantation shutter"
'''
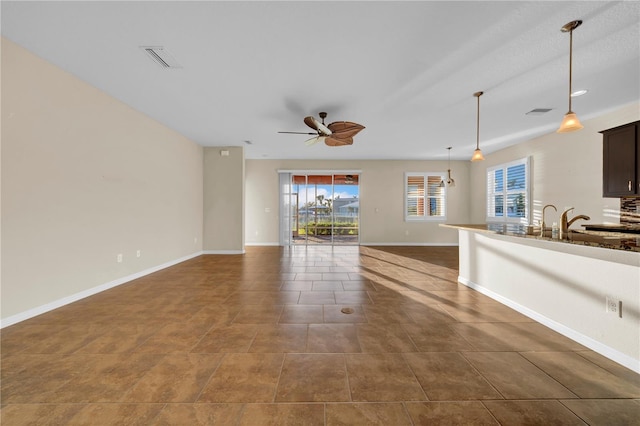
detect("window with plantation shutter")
[487,157,530,223]
[405,172,446,221]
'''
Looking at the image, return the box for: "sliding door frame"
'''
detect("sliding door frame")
[278,170,362,246]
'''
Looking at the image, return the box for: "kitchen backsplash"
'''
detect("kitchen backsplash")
[621,197,640,224]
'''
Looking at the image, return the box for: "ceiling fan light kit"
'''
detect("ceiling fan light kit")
[304,113,332,136]
[557,19,584,133]
[471,91,485,162]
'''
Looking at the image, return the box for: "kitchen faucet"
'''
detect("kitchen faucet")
[560,207,591,239]
[541,204,557,236]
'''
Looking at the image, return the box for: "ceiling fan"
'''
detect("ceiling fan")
[279,112,365,146]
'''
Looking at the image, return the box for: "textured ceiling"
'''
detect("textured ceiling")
[2,1,639,160]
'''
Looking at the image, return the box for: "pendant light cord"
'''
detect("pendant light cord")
[568,28,573,113]
[476,93,481,150]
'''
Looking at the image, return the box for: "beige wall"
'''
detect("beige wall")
[469,102,640,226]
[203,147,245,252]
[1,38,204,322]
[245,159,471,245]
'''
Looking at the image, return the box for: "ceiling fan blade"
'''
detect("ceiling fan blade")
[304,116,332,136]
[303,116,317,130]
[278,131,317,135]
[305,136,325,146]
[325,136,353,147]
[327,121,365,139]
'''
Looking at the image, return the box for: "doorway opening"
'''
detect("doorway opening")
[279,172,360,246]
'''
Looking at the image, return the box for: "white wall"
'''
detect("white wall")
[245,159,471,245]
[1,38,204,323]
[458,229,640,372]
[469,103,640,226]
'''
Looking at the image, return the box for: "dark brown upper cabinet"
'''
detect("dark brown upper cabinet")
[601,121,640,197]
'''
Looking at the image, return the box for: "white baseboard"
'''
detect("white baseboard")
[202,250,246,254]
[362,242,459,247]
[1,251,204,329]
[242,242,459,247]
[458,276,640,374]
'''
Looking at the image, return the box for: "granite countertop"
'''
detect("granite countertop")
[583,223,640,234]
[441,223,640,253]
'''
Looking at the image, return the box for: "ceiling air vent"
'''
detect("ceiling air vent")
[525,108,553,116]
[140,46,181,68]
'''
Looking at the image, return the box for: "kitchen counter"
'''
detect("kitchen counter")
[441,223,640,252]
[449,225,640,372]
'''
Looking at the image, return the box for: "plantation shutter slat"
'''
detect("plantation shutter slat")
[427,176,444,216]
[406,175,425,216]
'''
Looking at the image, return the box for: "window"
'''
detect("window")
[405,172,446,221]
[487,157,530,223]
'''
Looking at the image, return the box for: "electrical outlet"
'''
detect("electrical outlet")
[117,253,123,263]
[606,297,622,318]
[136,250,141,258]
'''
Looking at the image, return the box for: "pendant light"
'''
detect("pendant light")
[445,147,455,186]
[557,20,584,133]
[471,91,485,162]
[439,146,456,187]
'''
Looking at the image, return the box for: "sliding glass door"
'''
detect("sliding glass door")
[279,172,360,246]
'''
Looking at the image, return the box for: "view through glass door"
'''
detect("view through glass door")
[289,173,359,245]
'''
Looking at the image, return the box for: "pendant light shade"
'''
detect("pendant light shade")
[557,20,584,133]
[471,148,485,162]
[557,112,583,133]
[471,91,485,162]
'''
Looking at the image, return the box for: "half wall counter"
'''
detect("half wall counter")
[442,223,640,373]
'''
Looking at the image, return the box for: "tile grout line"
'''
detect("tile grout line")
[272,352,288,404]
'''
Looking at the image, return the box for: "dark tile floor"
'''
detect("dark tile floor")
[1,246,639,425]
